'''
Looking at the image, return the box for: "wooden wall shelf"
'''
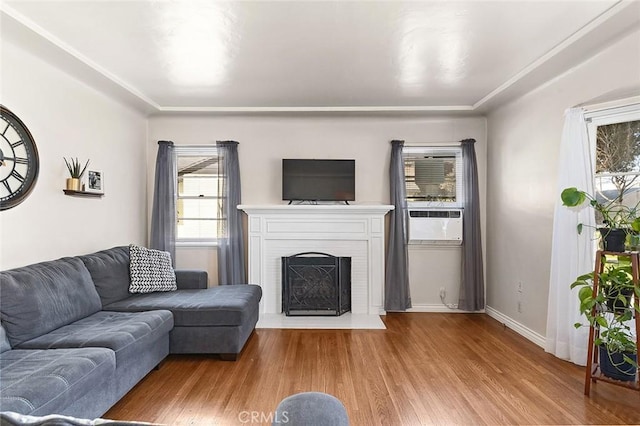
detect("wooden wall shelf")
[63,189,103,198]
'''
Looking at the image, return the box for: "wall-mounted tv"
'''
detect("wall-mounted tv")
[282,159,355,203]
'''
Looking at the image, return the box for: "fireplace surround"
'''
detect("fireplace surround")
[238,204,394,328]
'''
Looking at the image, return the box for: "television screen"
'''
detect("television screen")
[282,159,355,202]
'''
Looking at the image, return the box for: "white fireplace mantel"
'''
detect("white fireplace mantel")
[238,204,394,328]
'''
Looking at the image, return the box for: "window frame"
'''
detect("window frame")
[586,104,640,201]
[174,145,222,248]
[587,104,640,159]
[402,145,464,208]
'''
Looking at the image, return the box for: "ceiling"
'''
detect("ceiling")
[2,0,639,114]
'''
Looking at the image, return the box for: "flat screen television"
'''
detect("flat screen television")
[282,159,355,202]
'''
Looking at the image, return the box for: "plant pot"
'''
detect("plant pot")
[598,345,637,382]
[600,228,627,252]
[65,178,80,191]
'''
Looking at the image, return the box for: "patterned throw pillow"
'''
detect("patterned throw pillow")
[129,244,177,293]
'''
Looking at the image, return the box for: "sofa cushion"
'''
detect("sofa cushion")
[0,258,102,347]
[1,324,12,354]
[0,348,115,415]
[104,285,262,327]
[128,245,176,294]
[79,246,131,307]
[16,311,174,365]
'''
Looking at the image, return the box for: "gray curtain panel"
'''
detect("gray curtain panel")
[458,138,485,311]
[385,140,411,311]
[216,141,246,285]
[150,140,176,265]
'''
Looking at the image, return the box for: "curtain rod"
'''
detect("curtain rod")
[173,144,217,148]
[580,96,640,114]
[403,141,461,147]
[583,102,640,122]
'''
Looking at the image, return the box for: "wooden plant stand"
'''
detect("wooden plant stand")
[584,250,640,395]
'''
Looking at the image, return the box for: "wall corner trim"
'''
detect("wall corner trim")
[485,306,546,348]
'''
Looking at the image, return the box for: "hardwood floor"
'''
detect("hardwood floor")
[106,313,640,425]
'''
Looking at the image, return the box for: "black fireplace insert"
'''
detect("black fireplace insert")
[281,252,351,316]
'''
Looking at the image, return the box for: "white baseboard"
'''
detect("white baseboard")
[485,306,546,348]
[406,304,485,313]
[258,304,547,347]
[401,305,546,349]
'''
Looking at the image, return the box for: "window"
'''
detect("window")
[174,146,222,246]
[587,104,640,220]
[402,146,463,207]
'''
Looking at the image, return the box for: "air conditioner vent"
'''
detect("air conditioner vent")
[409,210,461,219]
[408,208,463,245]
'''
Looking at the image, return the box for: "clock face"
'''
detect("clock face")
[0,106,39,211]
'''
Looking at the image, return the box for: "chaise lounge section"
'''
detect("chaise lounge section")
[80,247,260,359]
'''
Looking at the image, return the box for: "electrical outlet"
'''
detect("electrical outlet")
[439,287,446,299]
[517,281,523,293]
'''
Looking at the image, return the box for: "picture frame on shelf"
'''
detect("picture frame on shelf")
[83,169,104,194]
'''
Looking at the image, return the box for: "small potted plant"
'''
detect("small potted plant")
[561,187,640,252]
[571,264,639,381]
[64,157,89,191]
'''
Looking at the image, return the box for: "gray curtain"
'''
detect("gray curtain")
[459,138,485,311]
[385,140,411,311]
[150,140,176,265]
[216,140,246,285]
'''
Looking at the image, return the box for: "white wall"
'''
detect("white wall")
[0,39,148,269]
[148,114,486,304]
[486,29,640,337]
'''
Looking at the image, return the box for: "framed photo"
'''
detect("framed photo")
[83,169,104,194]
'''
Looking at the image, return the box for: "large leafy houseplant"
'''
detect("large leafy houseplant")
[561,187,640,251]
[571,262,639,381]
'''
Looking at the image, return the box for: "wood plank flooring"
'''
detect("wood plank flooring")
[106,313,640,425]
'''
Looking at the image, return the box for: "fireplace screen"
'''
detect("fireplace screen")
[282,252,351,316]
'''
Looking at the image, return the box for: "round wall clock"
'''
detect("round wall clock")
[0,106,39,211]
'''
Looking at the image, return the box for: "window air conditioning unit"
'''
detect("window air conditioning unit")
[408,209,463,245]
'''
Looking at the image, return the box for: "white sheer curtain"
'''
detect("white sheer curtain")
[545,108,596,365]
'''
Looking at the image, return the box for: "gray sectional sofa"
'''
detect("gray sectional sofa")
[0,246,262,419]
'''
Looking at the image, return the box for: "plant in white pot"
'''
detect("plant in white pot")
[64,157,89,191]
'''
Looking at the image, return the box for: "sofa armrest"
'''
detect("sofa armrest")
[175,270,208,290]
